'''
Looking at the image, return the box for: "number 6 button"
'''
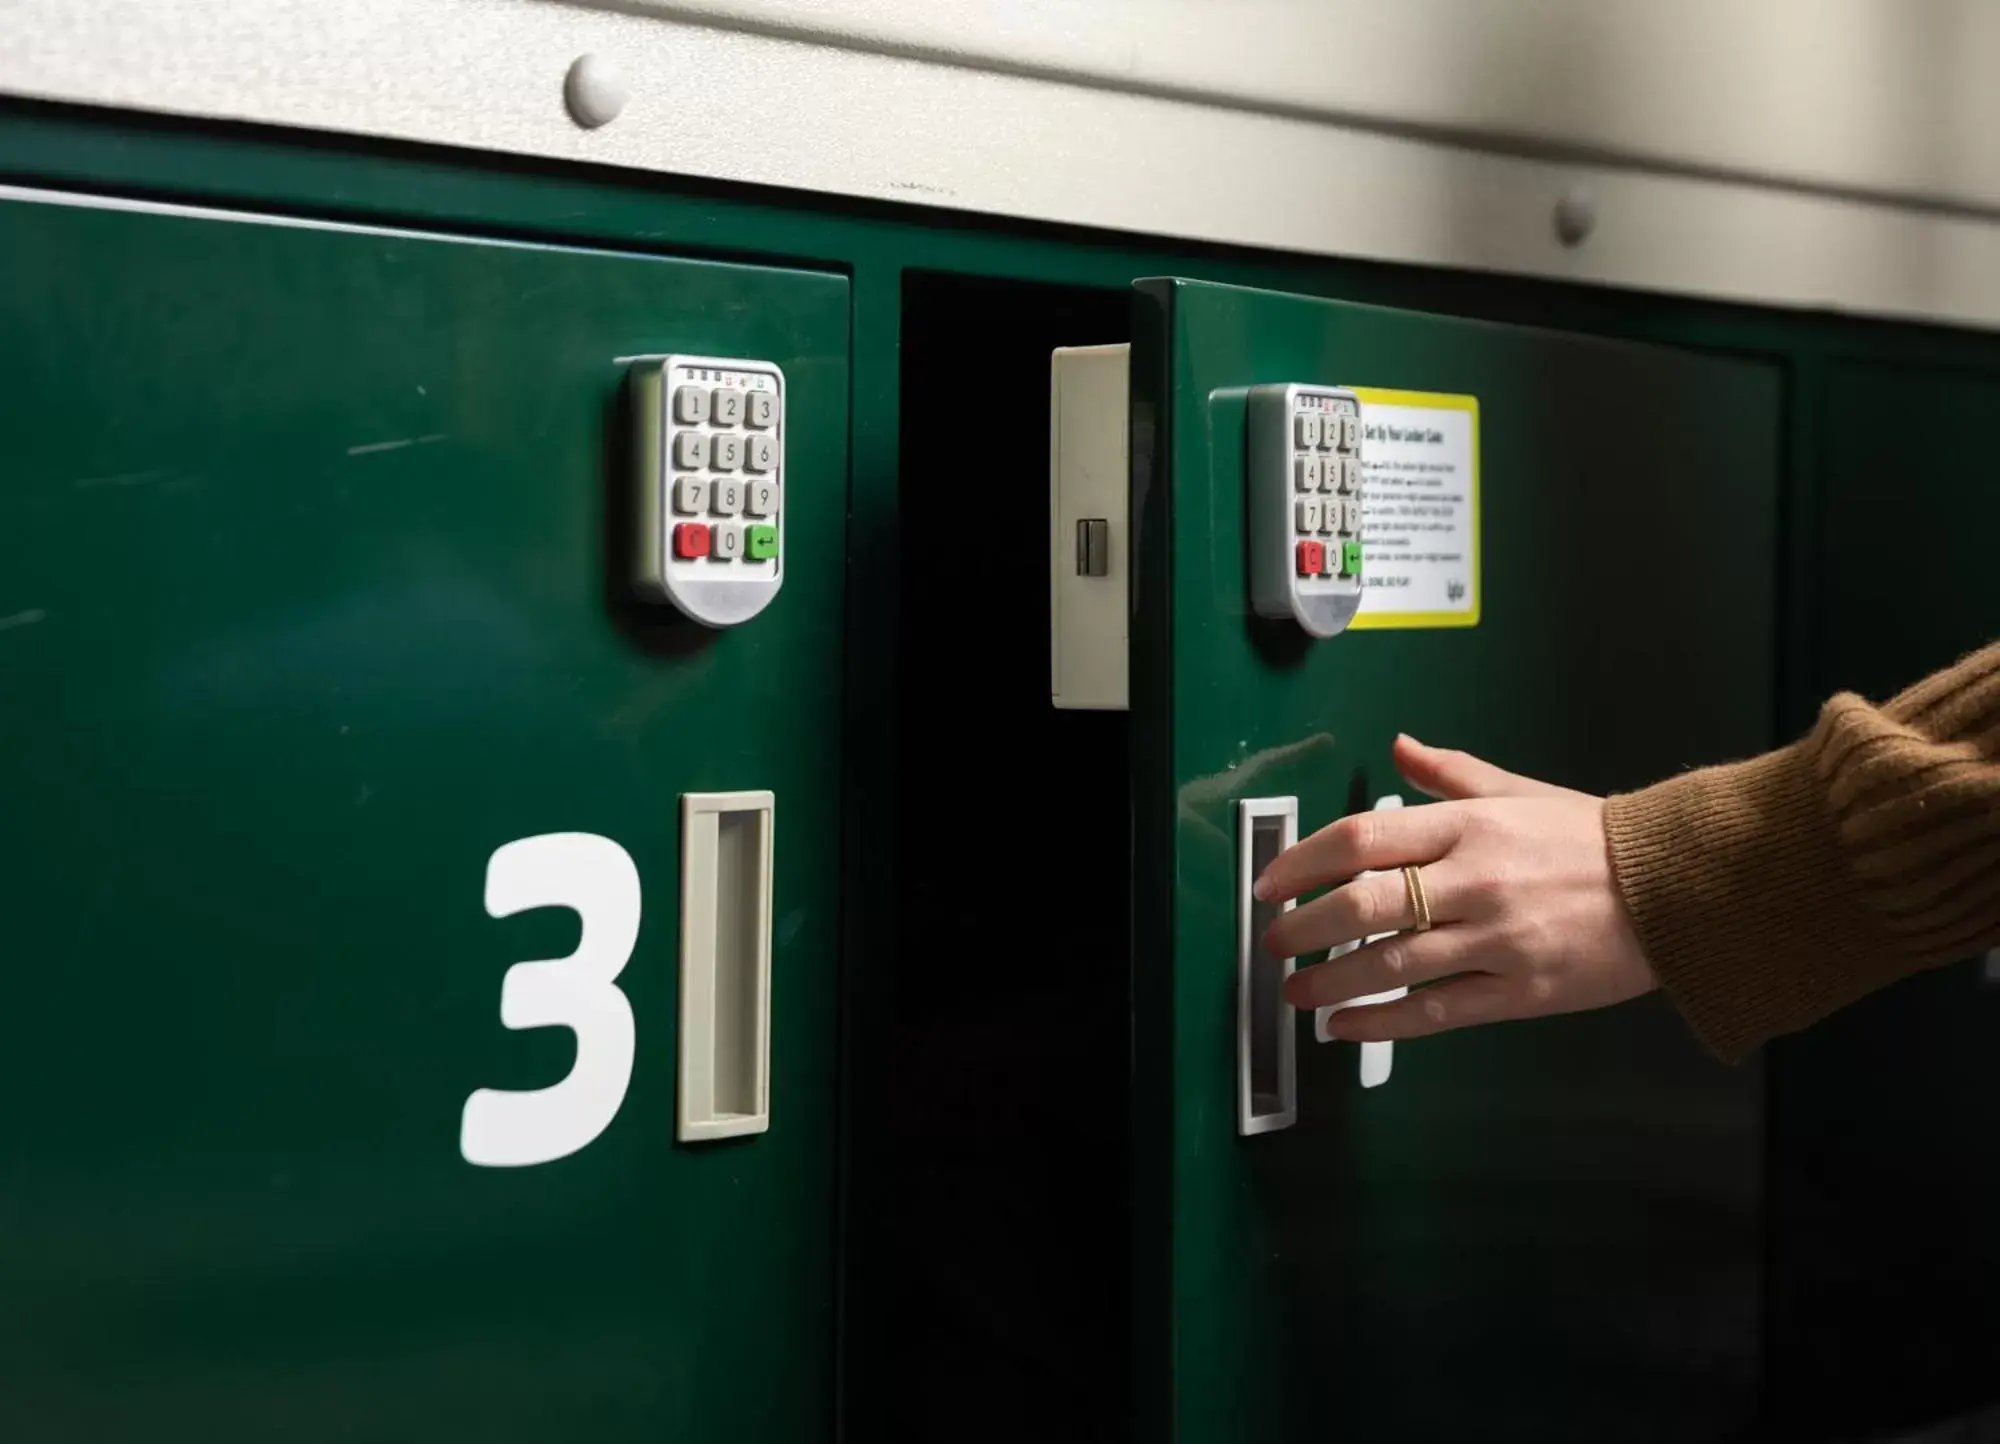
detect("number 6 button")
[745,434,776,474]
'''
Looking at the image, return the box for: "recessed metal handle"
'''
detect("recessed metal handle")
[1239,797,1299,1135]
[679,790,775,1142]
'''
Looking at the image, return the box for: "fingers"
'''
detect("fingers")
[1263,859,1474,959]
[1392,734,1567,802]
[1317,973,1519,1042]
[1254,801,1466,905]
[1283,926,1482,1009]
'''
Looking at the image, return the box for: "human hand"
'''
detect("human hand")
[1258,735,1658,1042]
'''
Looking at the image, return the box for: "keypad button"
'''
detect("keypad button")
[1341,539,1364,577]
[1345,499,1364,534]
[674,431,709,469]
[674,476,708,515]
[1296,499,1323,534]
[745,434,776,473]
[674,386,709,424]
[746,524,779,561]
[711,480,744,516]
[711,433,743,472]
[711,388,745,427]
[1294,413,1321,449]
[745,481,778,518]
[712,522,744,561]
[1294,455,1318,492]
[746,391,777,429]
[1322,504,1342,536]
[1340,414,1361,452]
[1319,458,1340,493]
[673,521,711,559]
[1296,539,1325,578]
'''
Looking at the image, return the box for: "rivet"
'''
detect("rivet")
[564,54,628,130]
[1553,187,1596,248]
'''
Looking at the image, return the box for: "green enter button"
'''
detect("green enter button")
[746,524,779,561]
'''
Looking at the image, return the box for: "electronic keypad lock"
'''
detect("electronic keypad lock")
[630,354,786,627]
[1247,383,1365,638]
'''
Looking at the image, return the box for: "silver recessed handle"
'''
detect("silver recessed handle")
[1238,797,1299,1136]
[679,790,775,1142]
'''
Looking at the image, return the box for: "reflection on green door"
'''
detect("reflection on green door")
[1131,279,1779,1443]
[0,192,847,1441]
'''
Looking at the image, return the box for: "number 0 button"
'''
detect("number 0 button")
[712,523,744,560]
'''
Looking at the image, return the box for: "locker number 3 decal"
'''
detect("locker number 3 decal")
[460,833,640,1167]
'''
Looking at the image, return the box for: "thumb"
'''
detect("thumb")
[1392,733,1570,801]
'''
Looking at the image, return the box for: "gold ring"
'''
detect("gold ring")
[1402,865,1433,933]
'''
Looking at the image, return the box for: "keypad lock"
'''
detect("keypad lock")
[631,354,785,626]
[1247,382,1364,638]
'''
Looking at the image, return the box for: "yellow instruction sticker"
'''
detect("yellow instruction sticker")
[1348,388,1480,630]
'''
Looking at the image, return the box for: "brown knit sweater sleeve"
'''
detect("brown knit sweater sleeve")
[1604,642,2000,1062]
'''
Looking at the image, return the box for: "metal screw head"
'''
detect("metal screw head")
[1553,187,1596,248]
[564,54,628,129]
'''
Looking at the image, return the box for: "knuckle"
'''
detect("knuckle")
[1345,813,1378,864]
[1351,878,1389,931]
[1379,942,1407,977]
[1460,865,1508,907]
[1504,914,1555,963]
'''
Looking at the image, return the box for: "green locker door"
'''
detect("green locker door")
[1766,359,2000,1437]
[0,191,847,1440]
[1130,279,1779,1441]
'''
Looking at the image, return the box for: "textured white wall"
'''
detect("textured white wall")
[5,0,2000,328]
[650,0,2000,213]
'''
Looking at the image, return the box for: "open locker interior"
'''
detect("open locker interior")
[869,272,1136,1441]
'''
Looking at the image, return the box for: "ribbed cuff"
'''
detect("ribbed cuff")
[1604,742,1901,1063]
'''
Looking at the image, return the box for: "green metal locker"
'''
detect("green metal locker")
[1126,279,1780,1441]
[0,190,848,1441]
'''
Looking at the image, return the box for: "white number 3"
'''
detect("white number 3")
[460,833,641,1167]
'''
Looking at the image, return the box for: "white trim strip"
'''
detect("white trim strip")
[8,0,2000,331]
